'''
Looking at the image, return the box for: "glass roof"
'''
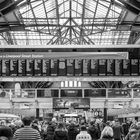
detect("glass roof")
[0,0,131,45]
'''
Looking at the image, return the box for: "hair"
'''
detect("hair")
[90,121,95,126]
[80,125,87,131]
[57,123,64,129]
[22,117,32,126]
[101,126,113,138]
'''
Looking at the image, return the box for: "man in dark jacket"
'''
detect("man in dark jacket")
[54,123,68,140]
[68,123,79,140]
[112,120,124,140]
[87,121,100,140]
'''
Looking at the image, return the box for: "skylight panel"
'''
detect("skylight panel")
[95,3,108,17]
[31,0,42,8]
[77,0,84,5]
[85,0,96,13]
[99,0,110,7]
[33,4,45,18]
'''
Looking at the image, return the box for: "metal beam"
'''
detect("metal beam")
[0,76,140,82]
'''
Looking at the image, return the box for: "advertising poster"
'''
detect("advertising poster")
[53,98,90,109]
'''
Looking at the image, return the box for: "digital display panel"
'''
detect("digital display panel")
[67,59,74,76]
[42,59,50,76]
[0,60,2,76]
[123,59,130,75]
[99,59,106,76]
[84,89,106,97]
[108,89,131,98]
[50,59,58,76]
[58,59,66,76]
[26,59,34,76]
[131,59,138,76]
[18,59,26,76]
[61,89,82,97]
[53,98,90,109]
[0,56,139,77]
[115,60,123,76]
[74,59,82,76]
[91,59,98,76]
[107,59,115,76]
[34,59,42,76]
[10,59,18,76]
[83,59,90,76]
[2,60,10,76]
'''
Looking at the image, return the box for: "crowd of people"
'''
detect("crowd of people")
[0,116,140,140]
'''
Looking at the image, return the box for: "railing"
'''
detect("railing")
[0,88,140,99]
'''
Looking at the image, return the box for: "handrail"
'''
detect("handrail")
[0,88,139,99]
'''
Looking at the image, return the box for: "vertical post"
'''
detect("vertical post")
[104,98,108,123]
[36,108,39,119]
[104,107,107,123]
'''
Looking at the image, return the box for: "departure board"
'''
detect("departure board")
[107,59,115,76]
[131,59,138,75]
[67,59,74,76]
[2,59,10,76]
[115,60,123,76]
[58,59,66,76]
[91,59,98,76]
[42,59,50,76]
[18,59,26,76]
[75,59,82,76]
[0,56,140,77]
[83,59,90,76]
[99,59,106,76]
[0,60,1,76]
[34,59,42,76]
[123,59,130,75]
[26,59,34,76]
[10,59,18,76]
[50,59,58,76]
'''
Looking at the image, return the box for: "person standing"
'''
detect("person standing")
[53,123,68,140]
[13,116,41,140]
[113,120,124,140]
[76,125,91,140]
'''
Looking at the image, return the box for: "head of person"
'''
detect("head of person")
[101,126,113,138]
[80,125,87,131]
[22,117,32,126]
[57,122,65,129]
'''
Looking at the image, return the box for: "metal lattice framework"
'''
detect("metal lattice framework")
[1,0,140,45]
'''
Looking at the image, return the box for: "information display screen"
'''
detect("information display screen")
[131,59,138,76]
[0,56,140,77]
[26,59,34,76]
[18,59,26,76]
[58,59,66,76]
[115,60,123,76]
[107,59,115,76]
[34,59,42,76]
[2,60,10,76]
[91,59,98,76]
[67,59,74,76]
[42,59,50,76]
[75,59,82,76]
[10,59,18,76]
[123,59,130,75]
[0,60,2,76]
[99,59,106,76]
[50,59,58,76]
[83,59,90,76]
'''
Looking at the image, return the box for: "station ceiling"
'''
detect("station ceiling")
[0,0,140,45]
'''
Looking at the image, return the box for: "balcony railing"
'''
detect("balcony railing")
[0,88,140,100]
